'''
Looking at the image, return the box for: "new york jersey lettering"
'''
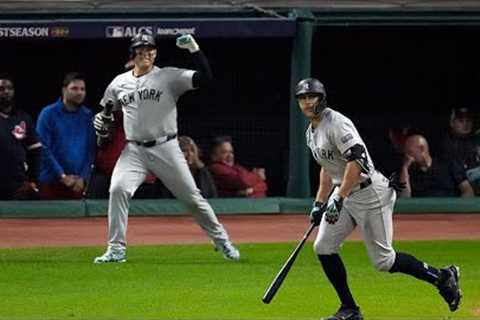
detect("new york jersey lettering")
[321,149,334,160]
[119,88,163,107]
[313,148,334,161]
[119,92,135,107]
[138,88,163,102]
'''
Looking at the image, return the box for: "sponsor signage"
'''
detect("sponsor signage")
[0,19,295,39]
[105,26,197,38]
[0,26,50,37]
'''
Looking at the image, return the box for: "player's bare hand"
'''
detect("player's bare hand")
[325,194,343,224]
[176,34,200,53]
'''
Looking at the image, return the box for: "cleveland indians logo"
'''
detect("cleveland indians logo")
[12,121,27,140]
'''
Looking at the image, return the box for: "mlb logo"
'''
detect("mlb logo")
[106,26,124,38]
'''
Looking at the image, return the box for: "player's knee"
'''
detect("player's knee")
[175,187,203,206]
[373,254,396,272]
[313,238,338,255]
[183,193,203,207]
[109,181,131,197]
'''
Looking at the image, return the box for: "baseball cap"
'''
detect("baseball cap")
[451,107,473,120]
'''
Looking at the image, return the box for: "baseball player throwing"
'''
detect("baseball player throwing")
[93,32,240,263]
[296,78,462,320]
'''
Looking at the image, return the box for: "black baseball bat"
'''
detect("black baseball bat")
[97,100,114,148]
[82,163,95,200]
[261,189,334,304]
[261,222,317,304]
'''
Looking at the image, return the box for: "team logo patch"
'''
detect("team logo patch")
[12,121,27,140]
[340,133,353,144]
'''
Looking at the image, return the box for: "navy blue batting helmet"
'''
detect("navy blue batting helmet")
[295,78,327,114]
[129,32,156,55]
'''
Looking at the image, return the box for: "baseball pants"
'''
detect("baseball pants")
[107,138,230,252]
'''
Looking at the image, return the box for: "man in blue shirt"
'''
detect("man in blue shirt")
[36,72,96,199]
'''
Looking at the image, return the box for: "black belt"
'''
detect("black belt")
[359,178,372,189]
[130,134,177,148]
[336,178,372,191]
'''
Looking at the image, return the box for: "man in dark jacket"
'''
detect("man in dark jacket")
[0,73,42,200]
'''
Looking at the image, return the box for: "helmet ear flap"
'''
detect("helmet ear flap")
[295,78,327,114]
[313,94,326,115]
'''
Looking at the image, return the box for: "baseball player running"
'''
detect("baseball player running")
[93,32,240,263]
[296,78,462,320]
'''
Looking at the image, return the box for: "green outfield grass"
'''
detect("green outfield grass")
[0,240,478,320]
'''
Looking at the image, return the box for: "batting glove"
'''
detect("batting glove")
[309,201,326,226]
[325,194,344,224]
[176,34,200,53]
[93,112,114,138]
[388,172,406,193]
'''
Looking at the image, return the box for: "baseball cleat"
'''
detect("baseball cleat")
[217,241,240,261]
[93,249,126,264]
[323,305,363,320]
[437,265,462,312]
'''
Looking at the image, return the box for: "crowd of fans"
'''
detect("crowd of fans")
[394,107,479,198]
[0,71,269,200]
[1,71,478,200]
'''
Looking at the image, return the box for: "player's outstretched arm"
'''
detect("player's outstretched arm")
[176,34,213,88]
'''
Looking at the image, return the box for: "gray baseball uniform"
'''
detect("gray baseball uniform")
[100,66,230,253]
[308,107,396,271]
[296,78,461,317]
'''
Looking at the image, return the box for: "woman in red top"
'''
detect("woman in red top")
[208,136,267,198]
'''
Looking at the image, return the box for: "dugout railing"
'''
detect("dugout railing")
[1,198,479,218]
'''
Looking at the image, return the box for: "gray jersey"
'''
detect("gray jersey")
[311,108,397,273]
[100,66,195,141]
[97,66,234,259]
[306,108,374,185]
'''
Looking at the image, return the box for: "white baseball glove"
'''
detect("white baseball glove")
[93,112,114,138]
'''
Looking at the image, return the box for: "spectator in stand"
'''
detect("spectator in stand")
[439,107,480,195]
[399,134,474,198]
[371,119,414,178]
[154,136,218,199]
[36,72,96,199]
[179,135,218,198]
[208,135,267,198]
[465,145,480,195]
[439,107,478,163]
[0,74,42,200]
